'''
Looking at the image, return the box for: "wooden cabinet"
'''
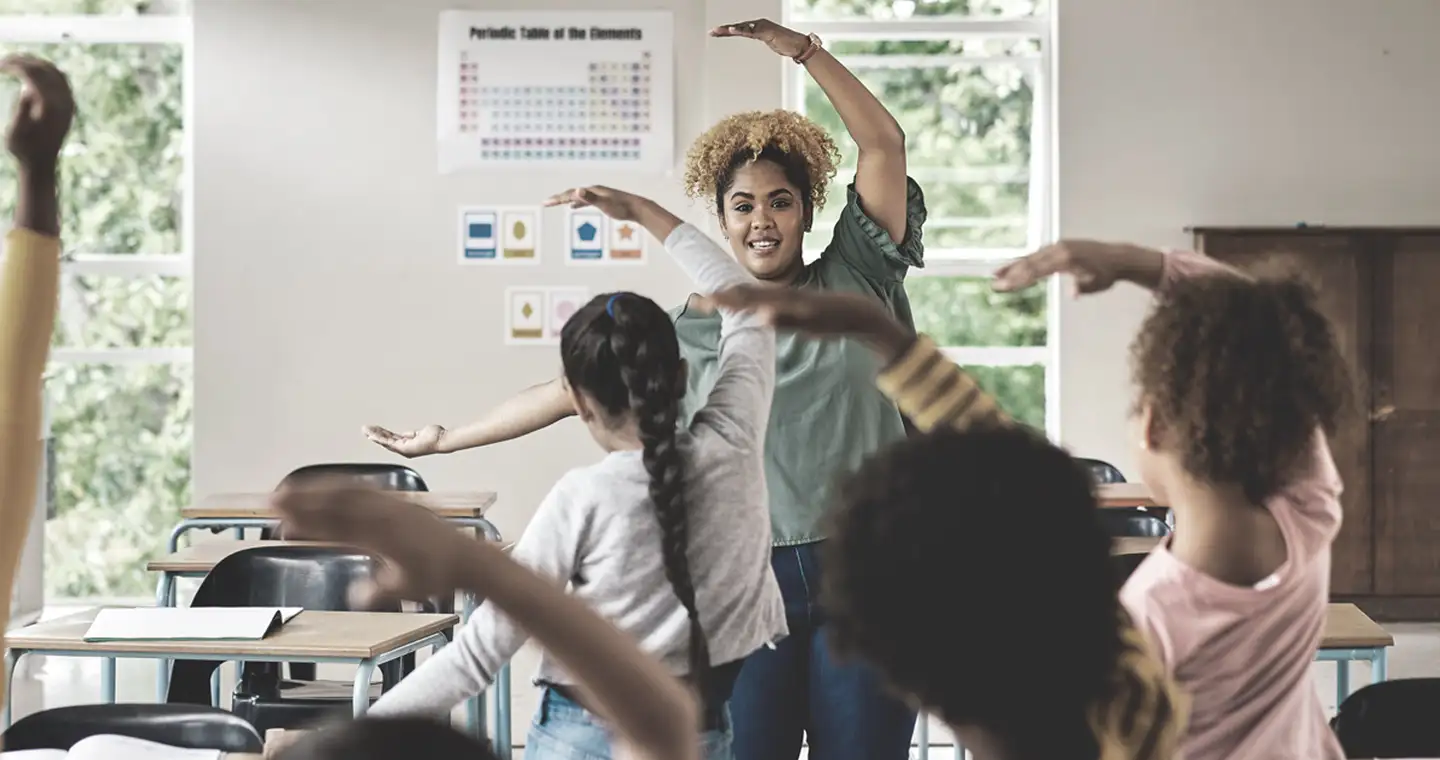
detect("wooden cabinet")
[1191,228,1440,620]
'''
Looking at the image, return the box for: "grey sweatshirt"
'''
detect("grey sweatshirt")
[370,222,786,718]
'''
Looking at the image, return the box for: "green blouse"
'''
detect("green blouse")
[670,177,927,545]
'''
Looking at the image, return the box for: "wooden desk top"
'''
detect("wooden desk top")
[184,491,496,519]
[1097,482,1158,508]
[6,608,458,659]
[1112,536,1162,555]
[1323,603,1394,649]
[146,540,350,573]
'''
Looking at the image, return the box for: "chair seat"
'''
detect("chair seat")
[274,678,384,701]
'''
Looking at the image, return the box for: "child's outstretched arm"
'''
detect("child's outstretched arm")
[992,239,1244,296]
[705,286,1005,434]
[544,186,774,443]
[364,378,575,458]
[276,487,701,760]
[0,55,73,724]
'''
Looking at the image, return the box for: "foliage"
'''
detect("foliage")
[0,21,188,597]
[795,0,1050,426]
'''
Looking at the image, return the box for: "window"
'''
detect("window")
[787,0,1055,432]
[0,0,191,600]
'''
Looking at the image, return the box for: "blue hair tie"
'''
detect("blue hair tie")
[605,294,623,318]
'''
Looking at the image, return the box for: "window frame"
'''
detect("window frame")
[784,6,1059,436]
[0,12,194,367]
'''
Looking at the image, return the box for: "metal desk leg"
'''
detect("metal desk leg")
[955,739,966,760]
[1335,659,1349,708]
[915,714,928,759]
[495,663,512,759]
[1374,647,1389,683]
[2,649,20,729]
[353,659,377,717]
[102,657,117,702]
[155,570,177,701]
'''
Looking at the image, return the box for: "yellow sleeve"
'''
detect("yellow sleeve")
[0,227,61,720]
[1089,611,1188,760]
[875,335,1008,433]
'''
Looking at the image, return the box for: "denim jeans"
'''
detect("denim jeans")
[526,687,734,760]
[729,542,918,760]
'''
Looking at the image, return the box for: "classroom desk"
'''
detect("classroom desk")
[1319,602,1393,707]
[1097,482,1158,508]
[171,491,501,552]
[145,539,511,757]
[0,609,457,731]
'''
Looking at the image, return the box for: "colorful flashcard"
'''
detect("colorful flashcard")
[461,210,498,261]
[545,287,592,340]
[569,210,605,261]
[609,220,644,261]
[565,208,647,265]
[458,206,542,265]
[506,288,546,343]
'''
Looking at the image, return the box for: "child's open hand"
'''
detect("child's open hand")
[705,285,914,362]
[993,240,1165,296]
[362,424,446,458]
[274,486,480,608]
[2,54,73,169]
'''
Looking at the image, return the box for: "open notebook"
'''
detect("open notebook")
[82,607,303,642]
[0,734,222,760]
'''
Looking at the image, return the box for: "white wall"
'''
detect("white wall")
[193,0,782,739]
[1054,0,1440,473]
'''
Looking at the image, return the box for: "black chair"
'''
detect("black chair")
[1110,553,1149,588]
[268,463,435,681]
[166,545,408,733]
[279,463,430,493]
[2,704,263,753]
[1097,509,1171,538]
[1332,679,1440,758]
[1076,457,1127,484]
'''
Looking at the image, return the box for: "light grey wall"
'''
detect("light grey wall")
[1054,0,1440,474]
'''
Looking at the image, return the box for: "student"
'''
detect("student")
[345,186,784,760]
[276,486,713,760]
[993,241,1351,759]
[367,16,923,759]
[0,54,72,728]
[704,285,1186,760]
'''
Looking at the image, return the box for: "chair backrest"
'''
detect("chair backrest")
[1076,458,1127,484]
[1332,678,1440,758]
[192,544,397,612]
[279,463,428,492]
[1097,508,1172,538]
[2,703,263,752]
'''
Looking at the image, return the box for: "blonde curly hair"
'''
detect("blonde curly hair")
[683,109,840,214]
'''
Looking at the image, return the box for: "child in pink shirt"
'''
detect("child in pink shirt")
[995,242,1353,760]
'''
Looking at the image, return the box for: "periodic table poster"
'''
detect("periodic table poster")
[437,11,675,174]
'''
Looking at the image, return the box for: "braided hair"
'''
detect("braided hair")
[560,291,711,690]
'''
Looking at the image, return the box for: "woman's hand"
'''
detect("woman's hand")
[363,424,447,458]
[710,19,811,58]
[992,240,1166,295]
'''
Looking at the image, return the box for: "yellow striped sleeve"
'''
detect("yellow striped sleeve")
[876,335,1008,433]
[1090,611,1188,760]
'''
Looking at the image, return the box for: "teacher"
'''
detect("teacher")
[366,18,924,760]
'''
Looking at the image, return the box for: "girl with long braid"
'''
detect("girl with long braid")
[362,186,784,760]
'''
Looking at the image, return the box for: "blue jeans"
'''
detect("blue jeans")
[730,542,918,760]
[526,687,734,760]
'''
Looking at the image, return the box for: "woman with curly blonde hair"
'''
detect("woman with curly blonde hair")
[365,17,925,760]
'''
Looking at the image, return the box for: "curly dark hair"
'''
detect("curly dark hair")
[683,109,839,219]
[1130,265,1352,503]
[560,292,710,688]
[821,425,1121,758]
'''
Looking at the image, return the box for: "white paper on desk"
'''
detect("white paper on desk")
[82,607,302,642]
[0,735,222,760]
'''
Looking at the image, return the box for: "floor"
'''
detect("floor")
[8,607,1438,758]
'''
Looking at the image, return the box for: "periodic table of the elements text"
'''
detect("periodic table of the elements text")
[438,11,674,173]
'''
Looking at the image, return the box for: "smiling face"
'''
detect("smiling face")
[718,158,811,283]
